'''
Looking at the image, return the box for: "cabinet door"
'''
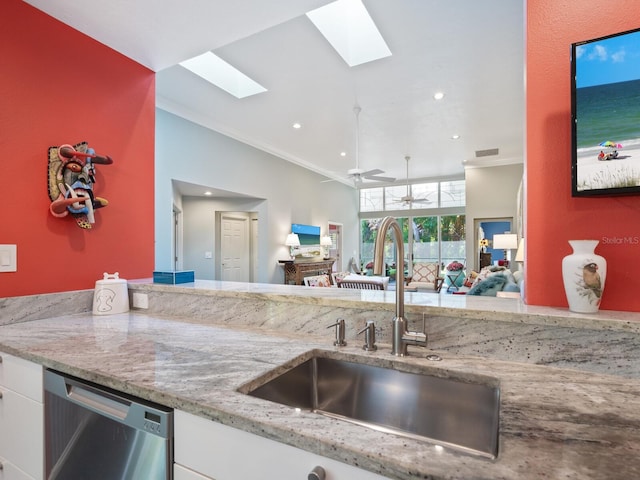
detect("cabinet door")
[0,352,43,480]
[0,352,42,402]
[0,388,44,480]
[175,410,389,480]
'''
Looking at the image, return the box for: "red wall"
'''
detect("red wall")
[0,0,155,297]
[526,0,640,312]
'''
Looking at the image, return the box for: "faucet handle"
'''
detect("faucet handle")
[402,313,428,348]
[327,318,347,346]
[357,320,377,351]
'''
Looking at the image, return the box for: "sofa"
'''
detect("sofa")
[337,274,389,290]
[462,266,522,297]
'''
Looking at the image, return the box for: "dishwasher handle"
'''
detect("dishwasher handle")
[44,370,172,438]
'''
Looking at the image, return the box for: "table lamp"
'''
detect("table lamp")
[285,233,300,259]
[320,235,332,259]
[493,233,518,266]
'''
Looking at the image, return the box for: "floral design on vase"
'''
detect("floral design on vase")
[562,240,607,313]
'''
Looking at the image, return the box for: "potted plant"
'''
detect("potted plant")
[445,261,466,288]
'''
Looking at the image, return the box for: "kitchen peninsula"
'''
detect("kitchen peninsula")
[1,280,640,479]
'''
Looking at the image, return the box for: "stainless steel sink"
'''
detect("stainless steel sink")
[242,352,500,459]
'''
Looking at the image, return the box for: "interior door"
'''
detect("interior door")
[220,215,250,282]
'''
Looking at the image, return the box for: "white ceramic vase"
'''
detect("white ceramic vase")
[561,240,606,313]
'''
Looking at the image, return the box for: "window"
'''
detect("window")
[440,180,465,207]
[359,187,384,212]
[412,216,439,263]
[359,179,464,211]
[359,177,466,270]
[359,215,466,272]
[384,185,411,211]
[440,215,466,265]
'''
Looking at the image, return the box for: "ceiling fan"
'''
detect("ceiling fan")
[327,106,395,186]
[396,155,432,205]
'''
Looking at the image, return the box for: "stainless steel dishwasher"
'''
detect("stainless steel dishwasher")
[44,369,173,480]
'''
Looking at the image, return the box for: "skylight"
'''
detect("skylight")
[179,52,267,99]
[306,0,391,67]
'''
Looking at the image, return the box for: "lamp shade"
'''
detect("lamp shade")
[493,233,518,250]
[285,233,300,247]
[320,235,332,246]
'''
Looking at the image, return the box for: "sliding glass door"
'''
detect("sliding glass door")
[360,214,465,272]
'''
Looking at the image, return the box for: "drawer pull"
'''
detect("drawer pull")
[308,466,326,480]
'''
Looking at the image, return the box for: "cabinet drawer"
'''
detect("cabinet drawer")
[0,388,44,480]
[175,410,389,480]
[0,457,36,480]
[0,353,42,402]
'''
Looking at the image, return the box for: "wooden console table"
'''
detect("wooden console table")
[279,258,336,285]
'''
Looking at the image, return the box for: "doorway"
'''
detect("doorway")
[172,204,183,271]
[473,217,513,271]
[328,222,343,272]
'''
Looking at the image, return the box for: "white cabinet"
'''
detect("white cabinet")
[0,352,44,480]
[174,464,212,480]
[0,459,35,480]
[174,410,390,480]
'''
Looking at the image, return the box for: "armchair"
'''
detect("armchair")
[406,262,444,293]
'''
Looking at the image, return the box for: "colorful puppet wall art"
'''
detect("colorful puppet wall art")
[48,142,113,229]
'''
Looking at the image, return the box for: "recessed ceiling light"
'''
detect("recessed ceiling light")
[451,134,460,140]
[204,191,212,196]
[340,152,347,157]
[179,51,267,99]
[292,123,302,129]
[306,0,391,67]
[434,92,445,100]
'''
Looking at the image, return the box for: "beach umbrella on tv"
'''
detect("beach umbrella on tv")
[599,141,622,148]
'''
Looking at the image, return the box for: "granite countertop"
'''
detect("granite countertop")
[1,311,639,480]
[128,279,640,334]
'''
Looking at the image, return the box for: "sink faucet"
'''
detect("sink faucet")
[373,216,427,356]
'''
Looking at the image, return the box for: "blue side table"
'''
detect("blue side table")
[445,269,465,292]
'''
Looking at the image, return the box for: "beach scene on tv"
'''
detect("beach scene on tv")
[574,29,640,193]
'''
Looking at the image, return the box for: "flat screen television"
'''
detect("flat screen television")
[571,27,640,197]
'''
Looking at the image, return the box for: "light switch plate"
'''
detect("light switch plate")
[0,244,17,272]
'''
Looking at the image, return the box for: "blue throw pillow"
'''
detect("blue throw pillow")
[467,274,508,296]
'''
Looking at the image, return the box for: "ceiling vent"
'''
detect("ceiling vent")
[475,148,499,158]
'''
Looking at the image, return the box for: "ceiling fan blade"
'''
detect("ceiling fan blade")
[395,194,432,205]
[365,174,395,182]
[360,168,384,177]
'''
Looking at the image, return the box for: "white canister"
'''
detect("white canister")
[93,272,130,315]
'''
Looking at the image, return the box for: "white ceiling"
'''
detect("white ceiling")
[25,0,525,187]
